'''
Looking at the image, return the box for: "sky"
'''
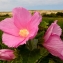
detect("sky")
[0,0,63,11]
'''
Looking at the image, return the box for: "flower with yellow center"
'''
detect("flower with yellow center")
[19,29,29,37]
[0,7,42,48]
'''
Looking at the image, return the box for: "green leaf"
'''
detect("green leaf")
[18,45,30,63]
[27,49,42,63]
[39,21,49,29]
[18,45,49,63]
[18,45,42,63]
[38,55,49,63]
[0,61,3,63]
[36,47,49,63]
[11,55,23,63]
[49,59,56,63]
[40,47,49,58]
[36,31,45,38]
[51,56,63,63]
[17,44,49,63]
[26,39,38,51]
[27,47,49,63]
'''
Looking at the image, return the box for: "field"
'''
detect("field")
[43,17,63,30]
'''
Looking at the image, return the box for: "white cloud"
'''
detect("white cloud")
[0,0,63,11]
[16,0,63,5]
[0,0,63,6]
[0,0,11,3]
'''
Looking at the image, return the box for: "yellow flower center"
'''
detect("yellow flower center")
[19,29,29,37]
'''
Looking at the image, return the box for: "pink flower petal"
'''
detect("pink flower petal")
[52,21,62,36]
[2,33,27,48]
[44,20,62,42]
[27,12,42,39]
[29,28,38,39]
[28,12,42,28]
[0,7,42,48]
[0,49,15,60]
[13,7,32,29]
[43,35,63,60]
[0,18,19,36]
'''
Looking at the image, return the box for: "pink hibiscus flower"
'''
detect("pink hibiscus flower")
[0,49,15,61]
[44,20,62,42]
[43,21,63,60]
[0,7,42,48]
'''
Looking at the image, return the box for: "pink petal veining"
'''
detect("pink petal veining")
[13,7,32,29]
[44,20,62,42]
[2,33,26,48]
[43,35,63,60]
[43,21,63,60]
[0,7,42,47]
[0,18,19,36]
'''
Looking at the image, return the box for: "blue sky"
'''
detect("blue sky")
[0,0,63,11]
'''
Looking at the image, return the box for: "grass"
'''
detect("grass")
[43,17,63,30]
[43,17,63,22]
[0,16,11,21]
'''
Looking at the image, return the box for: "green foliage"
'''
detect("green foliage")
[26,39,38,51]
[39,21,49,29]
[56,12,63,17]
[38,55,49,63]
[0,14,11,21]
[43,12,63,17]
[49,59,56,63]
[16,44,49,63]
[0,14,9,17]
[43,17,63,30]
[43,13,56,17]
